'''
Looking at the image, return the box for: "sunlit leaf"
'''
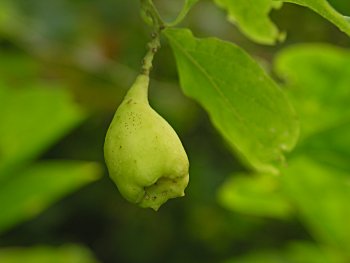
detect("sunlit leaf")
[282,156,350,254]
[276,0,350,37]
[218,173,293,218]
[296,121,350,172]
[164,28,299,174]
[0,244,100,263]
[213,0,284,45]
[275,44,350,171]
[328,0,350,15]
[0,161,102,234]
[0,85,85,179]
[275,44,350,140]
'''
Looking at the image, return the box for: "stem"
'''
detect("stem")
[141,0,165,30]
[140,0,165,76]
[141,32,161,76]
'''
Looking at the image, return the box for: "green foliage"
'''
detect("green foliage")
[213,0,283,44]
[282,157,350,255]
[0,84,85,178]
[275,44,350,142]
[298,122,350,171]
[274,45,350,257]
[226,241,336,263]
[0,0,22,37]
[276,0,350,37]
[0,244,99,263]
[212,0,350,45]
[1,0,350,262]
[0,161,101,234]
[0,53,102,235]
[219,43,350,262]
[275,43,350,171]
[0,1,126,260]
[166,0,199,26]
[218,173,292,219]
[164,28,299,175]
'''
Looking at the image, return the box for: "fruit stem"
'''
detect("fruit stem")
[140,0,165,76]
[141,31,161,76]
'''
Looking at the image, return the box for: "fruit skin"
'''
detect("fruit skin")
[104,74,189,211]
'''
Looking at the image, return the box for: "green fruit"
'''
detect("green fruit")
[104,74,189,211]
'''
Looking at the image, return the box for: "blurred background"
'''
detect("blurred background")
[0,0,349,262]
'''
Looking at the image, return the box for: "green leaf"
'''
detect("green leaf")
[225,241,337,263]
[213,0,284,45]
[286,242,345,263]
[276,0,350,37]
[0,0,23,38]
[275,44,350,171]
[275,44,350,140]
[167,0,199,26]
[0,244,100,263]
[218,173,293,218]
[0,161,102,234]
[164,28,299,174]
[328,0,350,15]
[282,156,350,254]
[275,44,350,254]
[295,121,350,173]
[0,85,85,178]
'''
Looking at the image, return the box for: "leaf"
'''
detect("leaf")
[275,44,350,254]
[0,85,85,179]
[0,244,100,263]
[225,241,337,263]
[213,0,284,45]
[281,156,350,254]
[167,0,199,26]
[164,28,299,174]
[299,120,350,173]
[275,44,350,140]
[0,0,24,38]
[274,44,350,171]
[275,0,350,37]
[218,173,293,219]
[327,0,350,15]
[0,161,102,234]
[296,121,350,172]
[286,242,345,263]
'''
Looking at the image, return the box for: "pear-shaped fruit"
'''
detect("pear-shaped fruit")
[104,74,189,210]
